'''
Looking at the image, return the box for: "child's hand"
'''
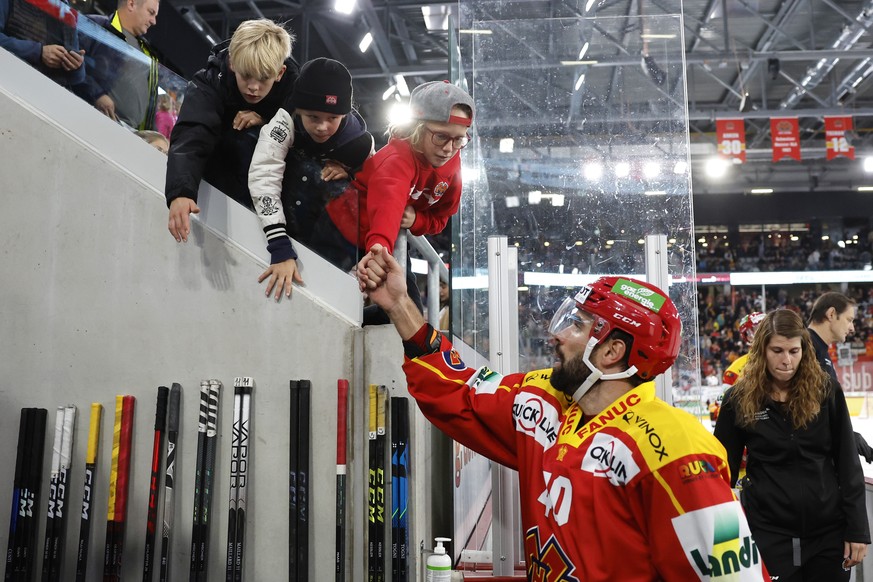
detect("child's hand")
[258,258,304,301]
[321,160,349,181]
[233,110,264,130]
[400,205,416,229]
[168,197,200,242]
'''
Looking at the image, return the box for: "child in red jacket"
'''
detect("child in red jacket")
[318,80,474,268]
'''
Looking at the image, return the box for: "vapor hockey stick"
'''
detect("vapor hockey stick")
[226,377,253,582]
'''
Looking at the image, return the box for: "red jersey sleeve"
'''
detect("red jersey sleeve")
[403,346,526,469]
[364,152,416,252]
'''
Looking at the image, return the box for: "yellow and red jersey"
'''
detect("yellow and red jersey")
[722,353,749,388]
[403,335,768,581]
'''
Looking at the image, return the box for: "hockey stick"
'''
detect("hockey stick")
[288,381,299,582]
[159,383,181,582]
[104,395,135,582]
[367,385,377,582]
[296,380,311,582]
[335,379,349,582]
[142,386,169,582]
[46,406,76,582]
[189,381,210,582]
[75,403,102,582]
[227,376,253,582]
[374,387,386,582]
[195,380,221,581]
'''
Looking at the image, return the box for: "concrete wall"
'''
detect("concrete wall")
[0,49,375,580]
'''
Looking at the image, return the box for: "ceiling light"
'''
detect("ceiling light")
[560,60,598,66]
[642,161,661,179]
[583,162,602,181]
[394,74,409,97]
[857,186,873,192]
[382,84,396,100]
[822,235,830,241]
[544,241,550,247]
[864,157,873,172]
[420,5,449,31]
[750,188,773,194]
[606,239,615,245]
[359,32,373,52]
[459,29,492,34]
[644,190,667,196]
[578,42,589,60]
[499,138,514,153]
[505,196,519,208]
[640,33,677,39]
[672,160,687,174]
[705,157,729,179]
[386,102,410,125]
[614,161,630,178]
[528,190,542,204]
[574,73,586,91]
[575,241,583,246]
[585,0,595,12]
[334,0,355,14]
[550,194,565,207]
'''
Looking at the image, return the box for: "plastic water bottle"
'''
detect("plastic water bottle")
[426,537,452,581]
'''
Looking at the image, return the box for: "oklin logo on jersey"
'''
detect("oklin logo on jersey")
[580,432,640,486]
[673,501,763,580]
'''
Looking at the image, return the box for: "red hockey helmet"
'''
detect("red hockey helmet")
[739,311,766,345]
[549,276,682,381]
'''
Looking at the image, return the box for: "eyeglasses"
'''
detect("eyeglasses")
[425,127,470,149]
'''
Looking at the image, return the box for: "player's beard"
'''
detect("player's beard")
[550,346,594,398]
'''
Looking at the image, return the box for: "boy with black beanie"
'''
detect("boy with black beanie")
[249,57,374,301]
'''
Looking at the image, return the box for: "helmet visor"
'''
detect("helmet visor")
[548,297,596,338]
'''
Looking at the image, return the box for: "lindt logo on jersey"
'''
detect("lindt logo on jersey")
[614,279,665,313]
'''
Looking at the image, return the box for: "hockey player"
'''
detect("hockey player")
[722,311,766,388]
[358,245,769,581]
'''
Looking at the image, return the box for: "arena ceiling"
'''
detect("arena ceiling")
[166,0,873,215]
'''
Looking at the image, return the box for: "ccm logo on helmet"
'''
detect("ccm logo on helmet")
[612,313,642,327]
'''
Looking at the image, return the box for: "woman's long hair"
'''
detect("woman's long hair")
[730,309,829,429]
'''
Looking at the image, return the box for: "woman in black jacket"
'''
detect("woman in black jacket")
[715,309,869,581]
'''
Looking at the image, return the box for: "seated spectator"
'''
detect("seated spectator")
[248,57,374,301]
[135,129,167,153]
[154,92,175,138]
[82,0,161,129]
[0,0,88,92]
[165,19,299,243]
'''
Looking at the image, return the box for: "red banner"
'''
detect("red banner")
[770,117,801,162]
[825,115,855,160]
[716,118,746,163]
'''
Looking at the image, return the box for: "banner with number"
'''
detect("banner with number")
[716,118,746,163]
[770,117,801,162]
[825,116,854,160]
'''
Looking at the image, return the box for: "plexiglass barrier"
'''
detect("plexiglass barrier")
[451,4,700,567]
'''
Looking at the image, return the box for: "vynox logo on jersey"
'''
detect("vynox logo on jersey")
[673,502,763,579]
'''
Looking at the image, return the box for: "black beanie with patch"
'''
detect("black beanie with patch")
[291,57,353,114]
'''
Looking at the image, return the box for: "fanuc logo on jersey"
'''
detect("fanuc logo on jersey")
[673,502,762,580]
[580,432,640,486]
[513,395,559,448]
[613,279,666,313]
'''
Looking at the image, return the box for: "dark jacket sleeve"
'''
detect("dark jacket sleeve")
[165,70,226,206]
[713,388,746,487]
[0,0,41,64]
[829,383,871,543]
